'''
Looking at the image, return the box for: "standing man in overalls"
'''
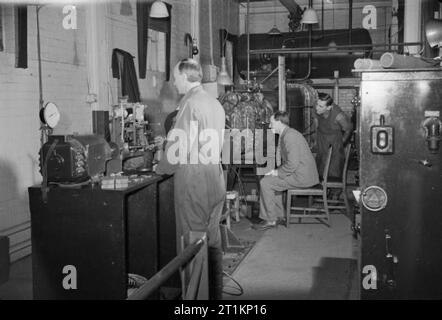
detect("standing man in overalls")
[314,93,353,186]
[156,58,226,299]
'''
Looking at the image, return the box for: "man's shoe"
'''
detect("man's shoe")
[252,220,277,230]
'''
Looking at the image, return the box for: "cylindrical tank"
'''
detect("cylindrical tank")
[237,28,373,79]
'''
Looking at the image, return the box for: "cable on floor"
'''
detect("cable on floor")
[222,271,244,296]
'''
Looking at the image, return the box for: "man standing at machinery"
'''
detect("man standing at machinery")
[314,93,353,184]
[155,58,226,300]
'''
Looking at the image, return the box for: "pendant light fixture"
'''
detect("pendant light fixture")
[217,0,233,86]
[149,0,169,18]
[267,0,281,36]
[301,0,318,24]
[217,57,233,86]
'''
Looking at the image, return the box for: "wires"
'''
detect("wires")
[231,165,250,210]
[222,271,244,296]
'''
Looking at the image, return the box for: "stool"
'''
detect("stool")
[220,191,244,253]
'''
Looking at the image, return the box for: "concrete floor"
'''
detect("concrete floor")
[0,213,360,300]
[223,214,360,300]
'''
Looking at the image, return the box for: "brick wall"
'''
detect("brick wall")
[0,0,240,261]
[0,5,90,261]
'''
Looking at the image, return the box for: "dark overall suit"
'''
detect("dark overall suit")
[316,105,352,178]
[156,85,226,299]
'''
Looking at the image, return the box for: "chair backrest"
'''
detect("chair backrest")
[322,146,333,184]
[342,144,352,185]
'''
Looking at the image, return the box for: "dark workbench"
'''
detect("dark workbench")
[28,174,177,300]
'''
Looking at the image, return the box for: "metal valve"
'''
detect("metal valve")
[422,111,442,154]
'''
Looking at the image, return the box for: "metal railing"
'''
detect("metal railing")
[127,231,208,300]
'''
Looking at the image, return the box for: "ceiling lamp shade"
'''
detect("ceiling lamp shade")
[150,1,169,18]
[217,57,233,86]
[301,8,319,24]
[268,25,282,36]
[425,19,442,48]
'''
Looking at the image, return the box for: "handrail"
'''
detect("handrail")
[127,237,205,300]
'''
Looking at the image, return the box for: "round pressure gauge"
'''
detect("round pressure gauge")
[361,186,388,212]
[40,102,60,129]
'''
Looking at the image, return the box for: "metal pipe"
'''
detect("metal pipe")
[208,0,214,64]
[127,238,205,300]
[247,0,250,86]
[278,55,286,111]
[36,6,45,146]
[349,0,353,51]
[259,66,279,85]
[249,42,424,55]
[322,0,324,36]
[334,70,339,104]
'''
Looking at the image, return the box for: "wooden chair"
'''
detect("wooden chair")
[286,146,333,227]
[323,144,352,218]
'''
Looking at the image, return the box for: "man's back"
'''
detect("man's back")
[279,127,319,188]
[180,86,225,164]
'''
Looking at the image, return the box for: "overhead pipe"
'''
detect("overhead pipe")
[249,42,424,55]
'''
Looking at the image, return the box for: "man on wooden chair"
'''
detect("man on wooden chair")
[253,111,319,230]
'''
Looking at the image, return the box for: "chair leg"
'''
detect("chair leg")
[323,190,331,228]
[286,193,291,228]
[234,196,240,222]
[343,187,350,219]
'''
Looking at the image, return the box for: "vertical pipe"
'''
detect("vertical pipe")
[208,0,214,65]
[334,70,339,105]
[278,55,286,111]
[247,0,250,86]
[36,6,45,146]
[404,0,422,55]
[349,0,353,50]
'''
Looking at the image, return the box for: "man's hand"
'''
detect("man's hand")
[153,135,165,147]
[265,169,278,177]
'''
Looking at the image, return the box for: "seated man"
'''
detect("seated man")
[254,111,319,230]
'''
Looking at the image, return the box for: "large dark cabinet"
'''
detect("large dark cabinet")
[359,70,442,299]
[29,175,178,300]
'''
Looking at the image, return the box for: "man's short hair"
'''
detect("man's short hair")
[318,92,334,106]
[273,111,290,126]
[177,58,203,82]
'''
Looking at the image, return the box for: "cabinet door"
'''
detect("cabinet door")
[29,187,126,300]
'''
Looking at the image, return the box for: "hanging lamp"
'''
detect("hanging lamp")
[150,1,169,18]
[267,0,281,36]
[217,1,233,86]
[301,0,318,24]
[217,57,233,86]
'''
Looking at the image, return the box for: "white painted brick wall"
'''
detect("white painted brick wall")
[0,5,90,261]
[0,0,241,261]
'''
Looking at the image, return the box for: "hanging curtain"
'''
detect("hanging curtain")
[112,48,140,103]
[15,5,27,68]
[136,1,172,80]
